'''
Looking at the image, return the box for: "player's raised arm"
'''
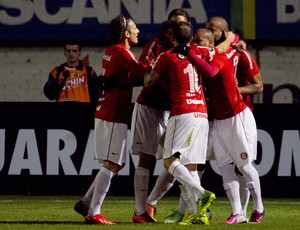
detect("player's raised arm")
[215,31,235,54]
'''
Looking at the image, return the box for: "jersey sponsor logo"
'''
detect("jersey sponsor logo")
[186,99,205,105]
[63,74,86,89]
[194,112,207,119]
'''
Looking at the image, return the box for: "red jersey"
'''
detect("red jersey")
[153,49,207,117]
[203,47,247,120]
[136,37,170,110]
[236,50,260,111]
[95,44,147,124]
[191,44,217,62]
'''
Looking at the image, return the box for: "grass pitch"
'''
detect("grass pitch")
[0,195,299,230]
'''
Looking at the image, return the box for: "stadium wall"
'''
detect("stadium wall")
[0,45,300,103]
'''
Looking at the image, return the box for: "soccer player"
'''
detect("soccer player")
[130,9,191,223]
[144,21,216,226]
[130,20,173,223]
[145,27,236,224]
[205,16,264,221]
[183,16,265,224]
[235,49,263,215]
[74,15,148,225]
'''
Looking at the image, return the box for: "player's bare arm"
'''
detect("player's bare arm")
[216,31,235,54]
[238,73,263,95]
[144,69,160,87]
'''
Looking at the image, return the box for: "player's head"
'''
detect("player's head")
[108,15,139,45]
[159,20,176,50]
[205,16,228,45]
[173,21,193,45]
[193,28,215,48]
[168,8,190,23]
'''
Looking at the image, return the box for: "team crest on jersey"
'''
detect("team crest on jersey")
[240,152,248,160]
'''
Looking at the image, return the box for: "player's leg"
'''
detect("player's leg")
[147,168,176,207]
[231,108,264,223]
[219,163,249,224]
[131,104,168,222]
[213,119,247,224]
[165,114,214,225]
[85,120,127,225]
[238,163,264,223]
[235,166,250,216]
[133,153,156,218]
[86,161,118,224]
[166,159,202,214]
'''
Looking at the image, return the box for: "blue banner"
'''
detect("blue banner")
[0,0,299,42]
[256,0,300,40]
[0,102,300,197]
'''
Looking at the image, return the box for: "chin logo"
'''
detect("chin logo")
[240,152,248,160]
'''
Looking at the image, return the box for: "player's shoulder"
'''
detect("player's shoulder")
[158,48,172,58]
[239,50,255,62]
[109,44,138,60]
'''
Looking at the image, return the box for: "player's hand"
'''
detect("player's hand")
[226,31,235,43]
[234,40,246,53]
[172,44,190,57]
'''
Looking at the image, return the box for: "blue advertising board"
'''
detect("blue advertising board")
[256,0,300,40]
[0,102,299,197]
[1,0,299,42]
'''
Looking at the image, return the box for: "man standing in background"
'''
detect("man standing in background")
[43,39,99,106]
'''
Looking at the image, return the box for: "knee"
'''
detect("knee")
[246,181,255,190]
[223,182,233,191]
[163,159,172,171]
[164,153,180,171]
[138,153,156,170]
[103,161,124,173]
[223,180,239,192]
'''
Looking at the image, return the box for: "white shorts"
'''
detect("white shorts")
[212,107,257,168]
[94,118,127,166]
[163,113,209,165]
[131,103,169,159]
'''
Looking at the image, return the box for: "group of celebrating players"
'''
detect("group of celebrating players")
[72,8,265,225]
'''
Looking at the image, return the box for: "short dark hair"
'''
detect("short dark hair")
[173,21,193,44]
[64,39,82,51]
[168,8,190,22]
[161,19,172,29]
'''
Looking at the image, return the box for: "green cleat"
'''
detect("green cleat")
[178,213,209,225]
[163,210,184,223]
[196,190,216,218]
[178,213,197,225]
[195,213,210,225]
